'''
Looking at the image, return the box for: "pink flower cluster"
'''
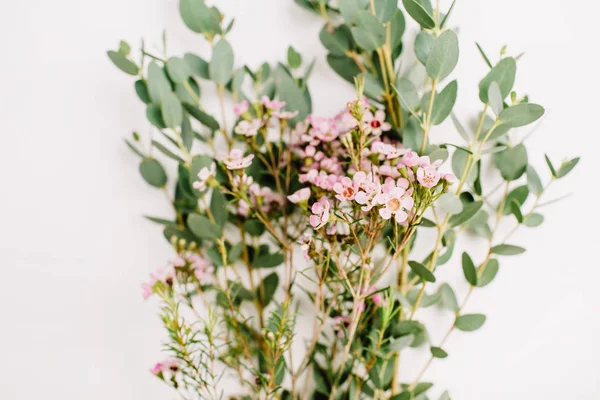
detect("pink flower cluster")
[237,181,285,217]
[218,149,254,170]
[150,359,180,376]
[142,253,213,299]
[233,96,299,138]
[291,102,456,231]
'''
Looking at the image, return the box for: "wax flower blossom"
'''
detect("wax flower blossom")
[233,100,249,116]
[287,187,311,204]
[333,315,351,338]
[273,110,300,120]
[261,96,286,111]
[219,149,254,170]
[192,162,216,191]
[416,157,443,188]
[234,119,262,137]
[374,179,414,223]
[362,109,391,135]
[309,196,331,229]
[141,266,175,300]
[333,176,359,201]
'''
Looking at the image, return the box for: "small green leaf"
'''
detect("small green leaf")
[254,252,285,268]
[139,158,167,187]
[431,80,458,125]
[475,42,493,68]
[287,46,302,68]
[179,0,221,34]
[545,154,557,177]
[455,314,486,332]
[451,148,477,184]
[210,190,228,226]
[351,11,386,52]
[181,116,194,151]
[146,104,166,129]
[426,30,459,81]
[479,57,516,103]
[438,283,459,312]
[134,80,151,104]
[414,31,435,65]
[319,25,353,56]
[147,62,172,103]
[502,185,529,215]
[166,57,191,84]
[556,157,580,179]
[210,39,234,85]
[161,91,183,129]
[494,144,528,181]
[152,140,184,163]
[258,272,279,307]
[188,213,222,240]
[184,53,210,79]
[183,104,220,130]
[387,335,414,351]
[430,346,448,358]
[125,139,144,158]
[107,50,139,75]
[524,213,544,228]
[461,252,477,286]
[491,244,526,256]
[510,199,524,223]
[438,192,462,214]
[526,165,544,195]
[338,0,369,23]
[374,0,398,22]
[477,258,499,287]
[402,0,435,29]
[488,81,503,115]
[448,201,483,227]
[499,103,545,127]
[408,261,436,282]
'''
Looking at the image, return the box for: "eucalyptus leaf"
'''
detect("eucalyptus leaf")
[210,190,228,226]
[134,80,151,104]
[161,91,184,129]
[556,157,580,179]
[408,261,436,282]
[499,103,545,127]
[415,31,435,65]
[287,46,302,68]
[188,213,222,240]
[107,50,139,75]
[477,258,499,287]
[183,104,220,130]
[139,158,167,188]
[396,78,420,112]
[258,272,279,307]
[210,39,234,85]
[438,192,462,214]
[374,0,398,22]
[524,213,544,228]
[319,25,353,56]
[166,57,191,84]
[426,30,459,81]
[438,283,458,312]
[339,0,369,23]
[147,62,172,103]
[430,346,448,358]
[448,201,483,227]
[488,81,503,115]
[184,53,210,79]
[402,0,435,29]
[431,80,457,125]
[455,314,486,332]
[461,252,477,286]
[254,252,285,268]
[479,57,516,103]
[494,144,528,181]
[491,244,526,256]
[351,11,386,52]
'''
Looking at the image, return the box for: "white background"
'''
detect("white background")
[1,0,599,399]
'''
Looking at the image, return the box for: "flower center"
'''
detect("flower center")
[343,187,355,198]
[371,120,381,128]
[387,198,401,211]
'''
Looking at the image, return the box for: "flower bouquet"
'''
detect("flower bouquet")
[108,0,578,398]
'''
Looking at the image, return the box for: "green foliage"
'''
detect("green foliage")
[479,57,516,103]
[139,158,167,187]
[491,244,526,256]
[455,314,486,332]
[461,252,477,286]
[210,39,234,84]
[351,11,386,52]
[426,30,459,81]
[431,80,458,125]
[402,0,435,29]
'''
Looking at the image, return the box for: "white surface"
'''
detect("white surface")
[1,0,599,399]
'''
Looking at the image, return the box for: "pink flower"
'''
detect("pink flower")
[234,119,262,137]
[273,110,299,120]
[354,172,381,212]
[170,255,186,267]
[402,151,420,167]
[219,149,254,170]
[417,165,441,188]
[232,173,253,189]
[233,100,249,116]
[374,181,414,224]
[309,196,331,229]
[373,142,406,160]
[362,110,391,135]
[444,173,457,183]
[333,315,351,338]
[297,235,313,261]
[261,96,286,111]
[372,292,384,307]
[150,362,163,375]
[333,176,358,201]
[162,359,180,373]
[142,282,153,300]
[287,187,311,204]
[194,258,214,281]
[192,162,216,191]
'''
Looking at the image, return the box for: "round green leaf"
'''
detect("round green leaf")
[430,346,448,358]
[448,200,483,227]
[188,213,222,240]
[210,39,234,85]
[494,144,528,181]
[161,91,183,129]
[524,213,544,228]
[179,0,221,34]
[491,244,526,256]
[479,57,516,103]
[351,11,386,52]
[455,314,486,332]
[147,62,172,103]
[338,0,369,23]
[107,51,139,75]
[408,261,436,282]
[526,165,544,195]
[477,258,499,287]
[135,80,150,104]
[431,80,458,125]
[166,57,191,84]
[438,192,462,214]
[139,158,167,187]
[374,0,398,22]
[426,30,459,81]
[184,53,210,79]
[414,31,434,65]
[438,283,459,312]
[319,25,353,56]
[499,103,545,127]
[402,0,435,29]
